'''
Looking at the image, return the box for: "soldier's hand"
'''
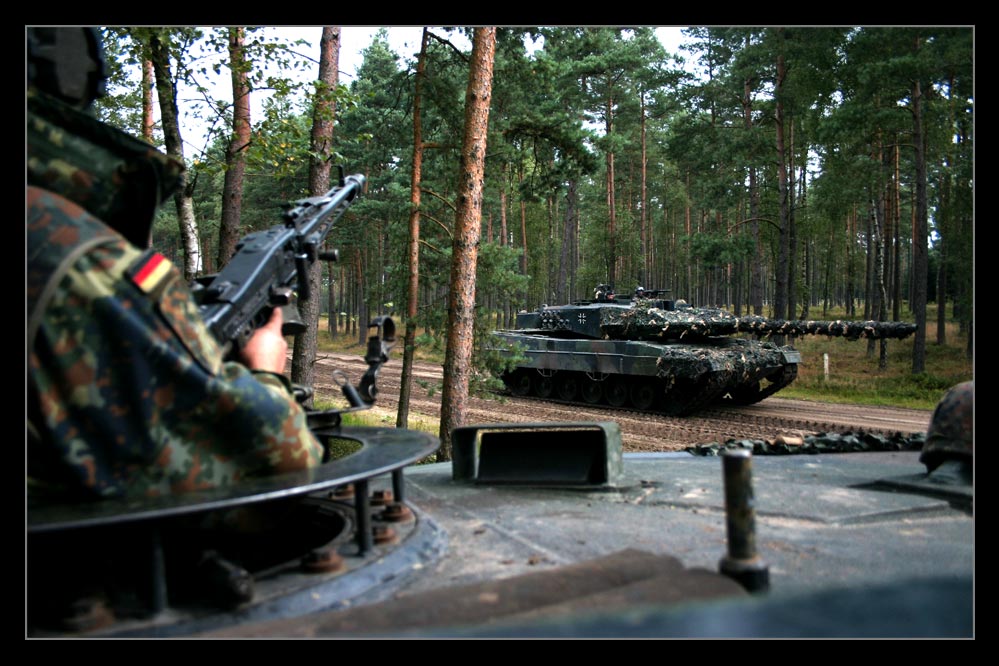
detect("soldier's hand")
[240,308,288,374]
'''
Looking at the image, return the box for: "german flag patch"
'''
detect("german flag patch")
[127,249,175,300]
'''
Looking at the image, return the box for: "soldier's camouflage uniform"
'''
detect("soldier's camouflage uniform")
[27,89,324,501]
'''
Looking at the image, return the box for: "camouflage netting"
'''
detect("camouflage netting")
[686,431,927,456]
[606,305,917,342]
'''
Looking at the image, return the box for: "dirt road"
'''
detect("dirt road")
[313,353,932,452]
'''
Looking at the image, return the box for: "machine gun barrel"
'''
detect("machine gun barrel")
[195,173,365,354]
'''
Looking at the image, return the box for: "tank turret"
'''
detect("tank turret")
[492,287,917,416]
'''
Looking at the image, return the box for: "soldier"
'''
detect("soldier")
[27,28,324,501]
[921,381,974,479]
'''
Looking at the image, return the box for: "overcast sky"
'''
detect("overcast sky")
[178,27,689,152]
[275,27,687,83]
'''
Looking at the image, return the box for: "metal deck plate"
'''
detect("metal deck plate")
[399,451,973,600]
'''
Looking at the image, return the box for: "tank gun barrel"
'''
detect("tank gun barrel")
[608,307,917,341]
[734,316,917,341]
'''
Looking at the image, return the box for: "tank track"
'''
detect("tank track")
[503,368,737,417]
[719,364,799,407]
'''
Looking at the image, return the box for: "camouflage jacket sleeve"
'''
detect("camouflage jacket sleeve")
[28,187,324,500]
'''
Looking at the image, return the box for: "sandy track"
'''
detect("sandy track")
[311,352,931,452]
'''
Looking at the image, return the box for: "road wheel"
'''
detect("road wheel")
[557,374,579,401]
[606,379,628,408]
[535,374,555,398]
[630,381,657,411]
[581,378,603,405]
[505,370,531,397]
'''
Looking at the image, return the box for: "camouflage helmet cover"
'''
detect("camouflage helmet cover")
[921,381,974,472]
[27,27,108,110]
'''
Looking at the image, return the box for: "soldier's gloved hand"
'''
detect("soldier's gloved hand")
[239,308,288,374]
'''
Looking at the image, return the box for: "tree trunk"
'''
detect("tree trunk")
[846,209,856,317]
[787,121,798,321]
[292,26,339,400]
[519,168,529,304]
[893,141,903,322]
[605,88,617,286]
[556,179,577,304]
[640,93,649,286]
[871,196,889,368]
[217,27,251,268]
[438,27,496,461]
[684,173,692,300]
[911,72,929,373]
[397,29,428,429]
[743,75,764,315]
[864,206,874,321]
[149,31,201,280]
[773,35,790,321]
[141,57,155,143]
[356,249,368,346]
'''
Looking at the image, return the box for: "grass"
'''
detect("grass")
[316,316,445,363]
[311,396,441,464]
[312,396,440,435]
[772,304,972,410]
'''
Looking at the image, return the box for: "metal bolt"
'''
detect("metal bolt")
[718,448,770,593]
[199,551,254,606]
[380,502,413,523]
[370,489,393,506]
[301,549,345,574]
[331,484,354,499]
[372,525,398,545]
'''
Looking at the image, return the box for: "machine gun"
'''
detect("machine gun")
[193,171,394,417]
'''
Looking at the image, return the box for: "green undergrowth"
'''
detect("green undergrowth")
[775,315,972,410]
[312,398,439,435]
[316,317,445,364]
[310,399,441,464]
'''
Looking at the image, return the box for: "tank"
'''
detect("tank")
[492,285,918,416]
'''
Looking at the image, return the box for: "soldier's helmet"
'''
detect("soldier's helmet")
[27,27,108,110]
[635,286,645,298]
[921,381,974,473]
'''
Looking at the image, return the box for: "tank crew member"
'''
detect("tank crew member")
[27,28,324,502]
[921,381,973,481]
[594,284,613,302]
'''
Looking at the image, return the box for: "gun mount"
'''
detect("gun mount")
[493,287,917,416]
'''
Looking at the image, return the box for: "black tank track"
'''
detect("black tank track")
[502,368,736,417]
[718,364,799,407]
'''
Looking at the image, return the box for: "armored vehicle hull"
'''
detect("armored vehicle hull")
[27,423,973,638]
[493,290,915,416]
[495,330,799,415]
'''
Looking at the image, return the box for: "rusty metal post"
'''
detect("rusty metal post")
[146,527,168,613]
[392,469,405,504]
[354,478,373,555]
[719,449,770,593]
